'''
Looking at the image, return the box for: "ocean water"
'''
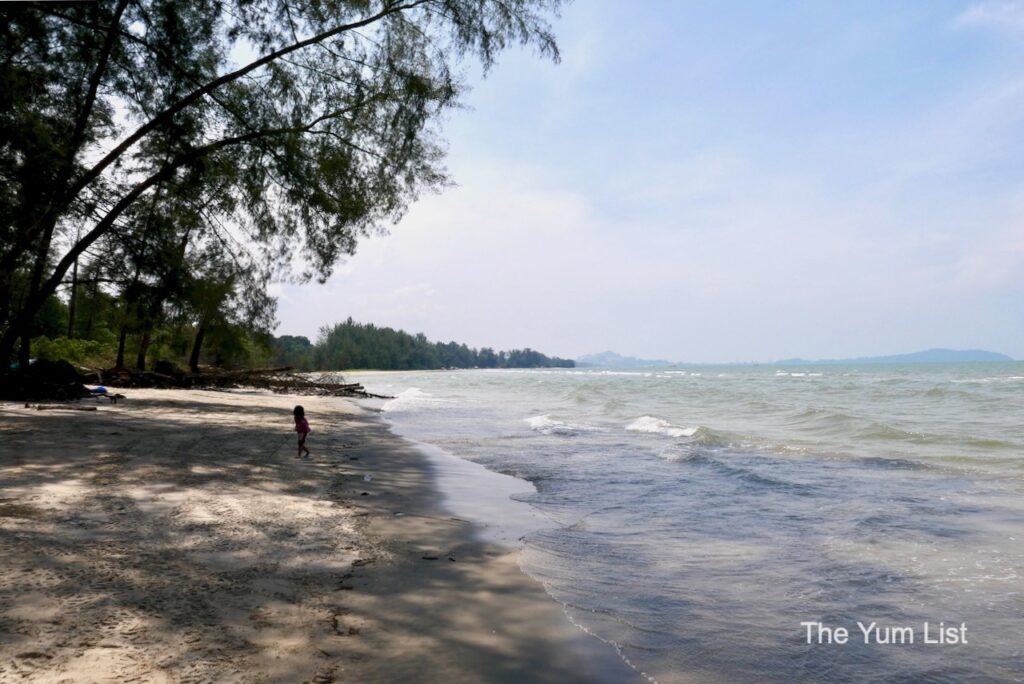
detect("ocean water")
[347,364,1024,683]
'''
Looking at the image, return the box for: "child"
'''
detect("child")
[294,405,311,458]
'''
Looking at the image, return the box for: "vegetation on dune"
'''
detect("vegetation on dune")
[0,0,564,378]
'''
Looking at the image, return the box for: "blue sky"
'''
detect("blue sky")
[277,0,1024,362]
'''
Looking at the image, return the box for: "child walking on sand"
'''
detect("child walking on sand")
[294,405,311,458]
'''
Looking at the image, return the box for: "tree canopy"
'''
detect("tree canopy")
[0,0,563,369]
[274,318,574,370]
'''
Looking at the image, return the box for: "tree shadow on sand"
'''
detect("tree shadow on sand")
[0,391,636,683]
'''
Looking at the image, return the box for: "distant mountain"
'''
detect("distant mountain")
[576,351,674,368]
[775,348,1014,365]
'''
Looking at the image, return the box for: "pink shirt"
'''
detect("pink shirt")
[295,417,310,434]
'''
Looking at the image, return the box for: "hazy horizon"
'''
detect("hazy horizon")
[274,326,1019,365]
[573,347,1019,365]
[275,0,1024,363]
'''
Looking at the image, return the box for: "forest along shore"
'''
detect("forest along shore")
[0,389,637,683]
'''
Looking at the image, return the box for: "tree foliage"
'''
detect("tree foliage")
[0,0,563,368]
[280,317,574,370]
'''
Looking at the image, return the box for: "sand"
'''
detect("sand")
[0,389,638,683]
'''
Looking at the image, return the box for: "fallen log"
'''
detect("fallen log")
[32,404,98,411]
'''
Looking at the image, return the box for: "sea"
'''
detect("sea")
[346,363,1024,683]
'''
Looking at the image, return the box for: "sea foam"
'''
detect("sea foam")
[381,387,451,413]
[626,415,698,438]
[525,414,596,436]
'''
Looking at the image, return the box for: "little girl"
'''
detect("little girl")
[293,405,311,458]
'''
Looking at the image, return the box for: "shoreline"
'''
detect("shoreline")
[0,388,639,682]
[339,404,642,683]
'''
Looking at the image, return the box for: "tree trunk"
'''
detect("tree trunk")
[0,271,11,350]
[0,329,16,368]
[23,213,58,343]
[189,325,206,374]
[84,279,97,339]
[1,298,37,369]
[135,327,151,371]
[116,324,128,368]
[66,255,79,339]
[17,326,31,370]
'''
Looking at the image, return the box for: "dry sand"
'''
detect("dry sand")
[0,389,638,683]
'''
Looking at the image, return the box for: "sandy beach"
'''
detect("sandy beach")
[0,389,638,683]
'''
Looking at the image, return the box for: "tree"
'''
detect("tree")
[184,251,277,373]
[309,318,573,369]
[0,0,562,367]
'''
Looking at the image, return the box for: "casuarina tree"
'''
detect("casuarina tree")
[0,0,563,367]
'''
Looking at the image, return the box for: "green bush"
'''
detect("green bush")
[31,336,116,367]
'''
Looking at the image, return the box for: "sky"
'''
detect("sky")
[275,0,1024,363]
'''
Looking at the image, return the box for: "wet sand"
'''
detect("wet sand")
[0,389,638,683]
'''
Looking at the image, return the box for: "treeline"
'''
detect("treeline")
[22,310,573,373]
[273,319,574,370]
[22,288,273,372]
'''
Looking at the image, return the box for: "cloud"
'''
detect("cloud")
[274,3,1024,361]
[953,1,1024,31]
[950,193,1024,293]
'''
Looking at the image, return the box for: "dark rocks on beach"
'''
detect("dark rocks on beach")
[1,363,391,401]
[0,359,89,401]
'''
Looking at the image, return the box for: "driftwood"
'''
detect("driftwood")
[31,404,98,411]
[91,366,391,399]
[2,362,390,401]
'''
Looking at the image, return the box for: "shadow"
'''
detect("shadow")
[0,389,638,683]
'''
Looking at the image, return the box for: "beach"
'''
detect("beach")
[0,389,638,683]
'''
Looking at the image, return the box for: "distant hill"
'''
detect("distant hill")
[576,351,674,368]
[776,348,1014,365]
[576,348,1014,369]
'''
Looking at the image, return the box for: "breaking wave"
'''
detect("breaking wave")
[626,415,699,438]
[381,388,452,413]
[525,414,600,436]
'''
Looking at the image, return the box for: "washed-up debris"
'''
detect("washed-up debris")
[94,366,391,398]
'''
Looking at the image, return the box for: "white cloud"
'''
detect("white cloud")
[954,1,1024,31]
[273,4,1024,361]
[276,148,1008,360]
[951,200,1024,293]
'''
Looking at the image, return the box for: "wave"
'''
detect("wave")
[952,376,1024,385]
[380,387,452,413]
[964,436,1018,449]
[859,456,930,471]
[525,414,600,437]
[853,423,1018,451]
[924,387,949,397]
[658,448,818,494]
[790,407,852,422]
[921,386,987,400]
[855,423,934,443]
[625,415,699,438]
[786,408,861,435]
